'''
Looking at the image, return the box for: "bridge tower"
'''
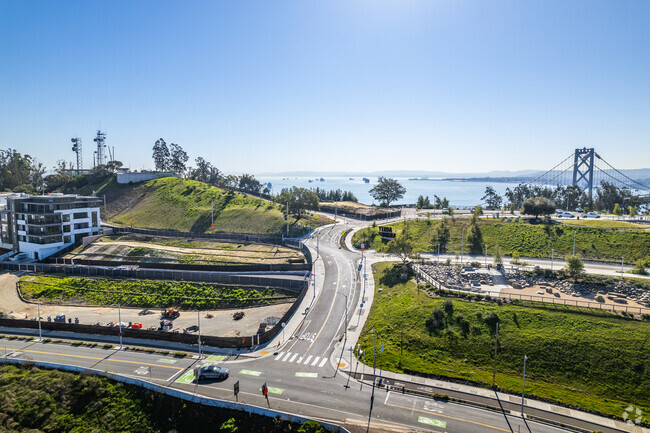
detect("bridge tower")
[572,147,595,200]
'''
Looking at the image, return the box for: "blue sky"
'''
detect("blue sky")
[1,1,649,174]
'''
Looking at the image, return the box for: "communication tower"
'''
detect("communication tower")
[93,130,107,167]
[71,137,82,175]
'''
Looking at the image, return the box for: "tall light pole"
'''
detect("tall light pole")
[370,329,377,392]
[195,309,202,359]
[551,249,554,271]
[492,322,499,388]
[484,245,488,268]
[335,292,349,377]
[437,243,440,263]
[572,230,576,255]
[621,257,624,281]
[37,299,42,342]
[521,355,528,417]
[286,203,289,236]
[110,304,122,350]
[461,227,465,265]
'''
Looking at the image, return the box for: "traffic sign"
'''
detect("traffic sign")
[262,382,268,397]
[234,380,240,396]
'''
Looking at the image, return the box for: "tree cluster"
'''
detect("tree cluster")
[0,149,45,193]
[369,177,406,207]
[416,195,449,209]
[275,187,319,218]
[312,187,357,202]
[152,139,189,174]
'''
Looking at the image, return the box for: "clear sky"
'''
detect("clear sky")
[1,1,649,174]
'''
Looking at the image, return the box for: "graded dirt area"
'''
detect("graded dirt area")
[64,235,304,265]
[0,271,293,337]
[501,284,648,313]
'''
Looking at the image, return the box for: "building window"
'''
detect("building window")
[73,212,88,219]
[91,212,98,227]
[63,235,71,243]
[62,214,70,222]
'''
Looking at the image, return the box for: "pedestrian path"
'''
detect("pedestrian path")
[273,351,329,368]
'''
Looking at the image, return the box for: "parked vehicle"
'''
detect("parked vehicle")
[54,314,66,323]
[583,212,601,218]
[575,207,584,213]
[559,212,575,218]
[194,365,229,381]
[162,308,180,319]
[129,322,142,329]
[159,319,173,331]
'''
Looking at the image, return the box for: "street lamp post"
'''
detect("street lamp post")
[551,249,554,271]
[335,292,349,377]
[110,304,123,350]
[437,243,440,263]
[461,228,465,265]
[196,310,202,359]
[37,299,42,342]
[573,230,576,255]
[484,245,488,268]
[621,257,624,281]
[521,355,528,417]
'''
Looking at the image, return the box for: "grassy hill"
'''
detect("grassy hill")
[65,175,330,235]
[0,363,325,432]
[360,262,650,419]
[353,218,650,263]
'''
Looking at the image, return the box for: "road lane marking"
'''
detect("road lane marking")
[297,356,303,363]
[18,349,181,370]
[311,356,320,366]
[289,353,298,362]
[259,350,270,355]
[206,354,225,363]
[308,255,341,350]
[303,355,313,364]
[418,416,446,428]
[259,386,284,395]
[167,369,185,382]
[384,391,391,405]
[386,402,510,432]
[318,358,327,367]
[275,351,285,360]
[281,352,292,361]
[157,358,177,364]
[239,369,262,376]
[295,372,318,378]
[175,371,195,384]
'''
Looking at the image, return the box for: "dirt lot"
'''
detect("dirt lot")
[0,271,292,337]
[64,235,304,265]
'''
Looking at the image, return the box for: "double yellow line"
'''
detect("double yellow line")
[16,348,182,370]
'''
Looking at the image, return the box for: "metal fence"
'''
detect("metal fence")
[413,264,650,316]
[109,226,284,245]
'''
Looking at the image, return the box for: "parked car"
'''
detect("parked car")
[583,212,601,218]
[194,365,229,381]
[560,212,575,218]
[575,207,584,213]
[129,322,142,329]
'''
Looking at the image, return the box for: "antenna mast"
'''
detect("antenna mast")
[71,137,82,175]
[93,130,107,167]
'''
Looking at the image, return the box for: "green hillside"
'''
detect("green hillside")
[360,262,650,419]
[67,175,330,235]
[353,218,650,262]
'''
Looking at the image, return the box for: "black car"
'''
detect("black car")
[194,365,229,381]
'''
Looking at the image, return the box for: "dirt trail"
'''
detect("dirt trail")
[0,272,34,318]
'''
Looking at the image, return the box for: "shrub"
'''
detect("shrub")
[443,299,454,316]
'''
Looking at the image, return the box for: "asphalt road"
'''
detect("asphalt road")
[2,220,641,432]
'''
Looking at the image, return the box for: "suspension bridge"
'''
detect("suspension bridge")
[525,148,650,199]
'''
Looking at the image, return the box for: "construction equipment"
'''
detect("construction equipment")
[162,308,180,319]
[159,319,173,331]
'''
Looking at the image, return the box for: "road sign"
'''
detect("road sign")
[262,382,268,397]
[234,380,239,396]
[380,343,384,354]
[361,243,365,249]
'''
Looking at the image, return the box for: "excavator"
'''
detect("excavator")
[161,308,180,319]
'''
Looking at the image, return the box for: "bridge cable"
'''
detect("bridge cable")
[525,153,574,186]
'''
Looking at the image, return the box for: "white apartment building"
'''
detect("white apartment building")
[0,194,102,260]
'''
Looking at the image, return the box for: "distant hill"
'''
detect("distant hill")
[64,175,325,235]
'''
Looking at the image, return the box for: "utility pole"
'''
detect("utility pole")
[573,230,576,255]
[521,355,528,417]
[286,202,289,236]
[197,310,202,359]
[37,299,42,342]
[211,200,214,228]
[484,245,488,268]
[492,322,499,389]
[461,227,465,265]
[551,249,554,271]
[621,257,624,281]
[437,243,440,263]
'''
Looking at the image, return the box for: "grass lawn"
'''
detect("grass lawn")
[560,219,650,229]
[358,261,650,419]
[19,275,293,309]
[353,218,650,262]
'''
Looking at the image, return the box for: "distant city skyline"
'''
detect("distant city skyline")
[1,1,649,173]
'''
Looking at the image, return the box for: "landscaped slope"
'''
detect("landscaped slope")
[353,219,650,262]
[358,262,650,419]
[72,175,329,235]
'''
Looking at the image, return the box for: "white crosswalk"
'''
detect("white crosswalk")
[274,351,329,369]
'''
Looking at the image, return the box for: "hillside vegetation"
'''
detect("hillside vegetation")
[353,218,650,262]
[66,175,330,235]
[0,364,325,432]
[359,262,650,419]
[19,274,293,309]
